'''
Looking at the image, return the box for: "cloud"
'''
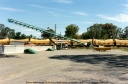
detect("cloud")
[124,4,128,8]
[97,14,128,23]
[30,4,72,17]
[83,21,94,24]
[53,0,73,4]
[30,4,67,11]
[48,12,61,16]
[30,4,44,8]
[120,3,128,14]
[48,11,72,17]
[0,7,27,12]
[73,11,88,16]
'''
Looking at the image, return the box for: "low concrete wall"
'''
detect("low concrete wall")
[24,46,52,51]
[0,45,3,54]
[0,45,52,54]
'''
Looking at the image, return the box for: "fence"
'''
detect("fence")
[0,45,52,54]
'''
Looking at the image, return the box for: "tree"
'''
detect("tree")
[14,32,21,39]
[7,29,15,39]
[115,27,123,39]
[0,27,10,38]
[82,24,102,39]
[0,24,34,39]
[124,26,128,39]
[0,24,15,39]
[82,23,120,39]
[21,34,27,39]
[0,24,7,38]
[89,24,103,39]
[41,28,55,39]
[81,32,90,39]
[0,24,5,30]
[65,24,79,38]
[0,24,16,39]
[101,23,117,39]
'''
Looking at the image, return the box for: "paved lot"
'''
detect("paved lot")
[0,49,128,84]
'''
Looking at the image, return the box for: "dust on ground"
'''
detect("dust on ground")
[0,49,128,84]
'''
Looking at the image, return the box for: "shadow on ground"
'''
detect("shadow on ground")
[49,54,128,68]
[0,54,21,58]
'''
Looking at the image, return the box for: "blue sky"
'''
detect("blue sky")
[0,0,128,38]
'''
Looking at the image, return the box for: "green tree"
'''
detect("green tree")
[0,24,7,38]
[0,24,33,39]
[0,24,15,39]
[0,24,5,30]
[124,26,128,39]
[0,27,10,38]
[14,32,21,39]
[7,29,15,39]
[101,23,117,39]
[89,24,102,39]
[41,28,55,39]
[82,23,119,39]
[115,27,123,39]
[21,34,27,39]
[81,32,90,39]
[65,24,79,38]
[82,24,102,39]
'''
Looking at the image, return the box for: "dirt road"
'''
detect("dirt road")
[0,49,128,84]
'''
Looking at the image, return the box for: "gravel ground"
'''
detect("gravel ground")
[0,49,128,84]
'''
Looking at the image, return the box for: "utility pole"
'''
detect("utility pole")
[55,24,56,34]
[60,31,61,40]
[54,24,57,39]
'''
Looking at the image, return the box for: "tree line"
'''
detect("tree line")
[65,23,128,40]
[0,24,33,39]
[0,23,128,40]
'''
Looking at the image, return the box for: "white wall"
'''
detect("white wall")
[0,45,3,54]
[0,45,52,54]
[24,46,52,51]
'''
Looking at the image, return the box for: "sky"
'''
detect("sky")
[0,0,128,38]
